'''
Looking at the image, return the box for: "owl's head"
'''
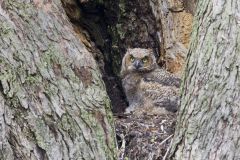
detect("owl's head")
[120,48,158,77]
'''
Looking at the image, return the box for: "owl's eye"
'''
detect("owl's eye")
[130,56,135,62]
[142,56,148,63]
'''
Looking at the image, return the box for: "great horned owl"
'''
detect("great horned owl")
[121,48,181,114]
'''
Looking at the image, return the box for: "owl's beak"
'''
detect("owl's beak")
[133,60,143,69]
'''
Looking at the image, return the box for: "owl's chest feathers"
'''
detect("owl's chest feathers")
[122,72,148,104]
[122,73,142,90]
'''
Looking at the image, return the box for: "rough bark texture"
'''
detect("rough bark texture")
[0,0,116,159]
[171,0,240,159]
[149,0,193,75]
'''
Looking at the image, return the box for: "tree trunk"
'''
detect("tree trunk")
[171,0,240,159]
[0,0,116,159]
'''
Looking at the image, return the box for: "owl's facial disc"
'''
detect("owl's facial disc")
[133,59,143,70]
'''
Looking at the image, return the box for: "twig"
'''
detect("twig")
[159,134,173,146]
[118,134,126,160]
[163,137,173,160]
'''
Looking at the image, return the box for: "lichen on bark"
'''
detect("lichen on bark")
[0,0,116,159]
[170,0,240,159]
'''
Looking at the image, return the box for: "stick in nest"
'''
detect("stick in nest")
[118,133,126,160]
[163,136,173,160]
[159,134,173,146]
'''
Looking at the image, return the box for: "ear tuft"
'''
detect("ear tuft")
[120,53,128,78]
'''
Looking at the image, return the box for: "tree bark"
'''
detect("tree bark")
[171,0,240,159]
[0,0,116,159]
[149,0,193,75]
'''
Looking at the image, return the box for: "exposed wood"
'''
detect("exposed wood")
[149,0,193,75]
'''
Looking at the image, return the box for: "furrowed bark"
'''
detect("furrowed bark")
[171,0,240,159]
[149,0,193,75]
[0,0,116,159]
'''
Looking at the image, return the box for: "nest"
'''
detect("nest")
[115,112,176,160]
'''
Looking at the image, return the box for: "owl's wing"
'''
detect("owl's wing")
[143,68,181,88]
[140,70,180,112]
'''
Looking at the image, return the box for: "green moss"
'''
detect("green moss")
[61,114,71,131]
[0,68,18,97]
[43,83,59,97]
[105,0,127,76]
[25,75,42,84]
[60,113,81,139]
[116,24,126,40]
[119,0,126,14]
[41,45,59,65]
[34,118,49,150]
[0,22,13,35]
[4,1,35,21]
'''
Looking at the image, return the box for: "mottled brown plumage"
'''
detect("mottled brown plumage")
[121,48,180,114]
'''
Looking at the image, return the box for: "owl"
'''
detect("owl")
[121,48,181,114]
